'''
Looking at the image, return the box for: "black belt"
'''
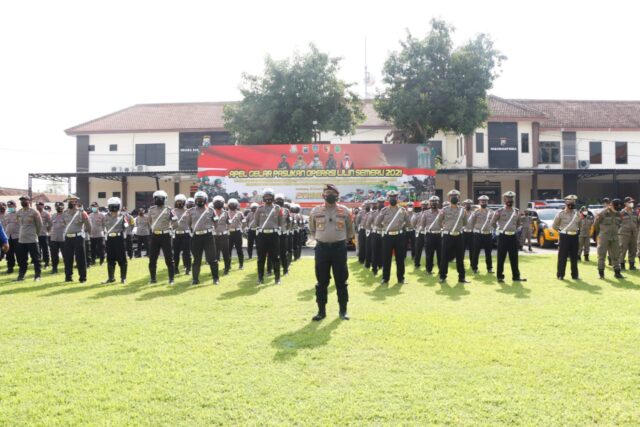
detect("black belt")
[316,240,346,247]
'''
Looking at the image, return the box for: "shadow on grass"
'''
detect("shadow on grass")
[469,272,497,286]
[217,272,269,300]
[496,282,531,299]
[435,282,470,301]
[42,282,111,297]
[297,285,335,302]
[0,277,70,296]
[136,279,208,301]
[365,282,403,301]
[272,318,341,362]
[604,277,640,290]
[565,279,602,294]
[413,272,438,287]
[89,271,169,300]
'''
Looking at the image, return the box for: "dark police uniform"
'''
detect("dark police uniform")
[89,210,106,265]
[16,203,43,280]
[245,207,258,259]
[2,208,19,274]
[364,205,379,270]
[37,207,52,268]
[50,210,65,274]
[228,207,245,269]
[468,203,494,273]
[212,207,231,274]
[420,201,442,274]
[435,202,467,282]
[355,205,368,264]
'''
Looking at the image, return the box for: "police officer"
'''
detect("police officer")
[50,202,65,274]
[369,196,386,275]
[405,202,416,262]
[227,198,245,270]
[618,197,638,271]
[62,195,92,283]
[16,195,43,281]
[519,210,533,252]
[2,200,19,274]
[172,194,192,275]
[274,193,291,276]
[187,191,220,285]
[147,190,177,285]
[462,199,474,261]
[355,201,369,264]
[491,191,526,283]
[88,202,106,266]
[134,209,150,258]
[376,190,411,285]
[255,188,283,285]
[102,197,128,284]
[553,195,580,280]
[413,200,428,268]
[469,195,494,274]
[578,206,594,262]
[245,202,259,259]
[284,201,294,265]
[36,201,52,269]
[595,199,624,279]
[309,184,354,321]
[364,199,379,271]
[435,190,468,283]
[290,203,304,261]
[122,207,134,260]
[211,195,231,275]
[421,196,442,275]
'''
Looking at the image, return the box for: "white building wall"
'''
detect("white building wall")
[88,132,180,173]
[517,121,534,168]
[574,130,640,169]
[537,130,563,169]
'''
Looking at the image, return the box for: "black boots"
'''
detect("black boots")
[339,303,350,320]
[621,261,626,271]
[630,262,637,271]
[614,269,624,279]
[102,265,116,284]
[312,304,326,322]
[599,269,605,279]
[585,254,589,262]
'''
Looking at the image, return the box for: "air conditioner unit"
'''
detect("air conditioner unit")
[123,167,130,172]
[136,165,147,172]
[578,160,590,169]
[111,166,118,172]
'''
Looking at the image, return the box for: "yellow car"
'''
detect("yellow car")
[529,208,562,248]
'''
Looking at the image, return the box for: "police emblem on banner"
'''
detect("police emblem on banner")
[312,145,319,153]
[290,145,298,154]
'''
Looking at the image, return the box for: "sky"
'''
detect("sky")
[1,0,639,190]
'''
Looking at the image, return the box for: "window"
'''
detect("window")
[475,133,484,153]
[97,192,107,199]
[135,143,166,166]
[88,145,95,152]
[112,192,121,198]
[616,141,628,164]
[521,133,529,153]
[539,141,561,164]
[109,144,118,152]
[589,141,602,164]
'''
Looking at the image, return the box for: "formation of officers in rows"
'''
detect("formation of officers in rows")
[353,190,635,285]
[0,190,308,286]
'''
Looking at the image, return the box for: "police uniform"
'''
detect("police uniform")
[227,203,245,270]
[309,184,354,321]
[2,205,19,274]
[255,190,283,284]
[376,191,411,284]
[491,191,524,282]
[123,210,134,259]
[147,192,177,284]
[89,209,106,265]
[212,203,231,275]
[355,203,369,264]
[421,197,442,274]
[369,197,386,275]
[134,214,151,258]
[462,199,474,261]
[16,198,43,280]
[186,194,220,285]
[364,203,379,271]
[595,204,623,278]
[245,205,258,259]
[413,202,427,268]
[519,212,533,252]
[61,197,92,282]
[618,199,638,270]
[172,200,192,275]
[405,202,416,262]
[275,195,291,276]
[37,205,52,268]
[577,210,594,261]
[50,207,66,274]
[553,196,580,280]
[103,198,128,284]
[290,205,304,261]
[435,191,467,282]
[468,196,494,273]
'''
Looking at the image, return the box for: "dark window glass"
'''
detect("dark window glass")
[475,133,484,153]
[616,141,627,164]
[539,141,561,164]
[88,145,95,152]
[109,144,118,152]
[521,133,529,153]
[97,192,107,199]
[112,192,121,198]
[589,141,602,164]
[135,143,166,166]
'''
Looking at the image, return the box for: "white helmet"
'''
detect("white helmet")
[153,190,168,199]
[194,191,208,200]
[213,195,225,203]
[250,202,259,208]
[262,188,275,197]
[174,194,187,202]
[274,193,285,200]
[187,197,195,204]
[228,198,239,205]
[107,197,122,206]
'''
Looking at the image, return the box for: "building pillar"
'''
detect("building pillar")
[174,180,180,198]
[466,170,473,199]
[155,176,160,191]
[515,179,520,210]
[121,176,128,209]
[532,122,540,167]
[454,179,460,191]
[465,134,473,167]
[563,173,578,197]
[531,172,538,200]
[28,175,33,199]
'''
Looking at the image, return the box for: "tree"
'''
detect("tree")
[224,45,364,144]
[375,20,505,144]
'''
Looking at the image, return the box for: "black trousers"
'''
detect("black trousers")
[38,235,50,266]
[279,234,289,274]
[148,233,174,281]
[125,234,133,259]
[106,235,127,280]
[425,233,441,273]
[257,232,280,280]
[497,234,521,280]
[287,232,293,263]
[50,240,63,272]
[247,229,257,258]
[557,233,579,278]
[229,230,244,267]
[371,233,383,273]
[414,232,425,267]
[135,235,149,258]
[382,233,406,282]
[5,238,18,272]
[357,228,367,263]
[63,236,87,281]
[85,239,91,267]
[173,233,192,272]
[293,230,302,260]
[405,231,415,260]
[17,242,41,278]
[191,233,219,281]
[90,237,105,264]
[315,240,349,307]
[214,234,231,272]
[364,233,373,268]
[464,231,474,260]
[471,233,493,272]
[439,234,465,281]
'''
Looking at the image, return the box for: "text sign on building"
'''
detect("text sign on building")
[488,122,519,168]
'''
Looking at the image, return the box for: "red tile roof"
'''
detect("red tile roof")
[488,96,546,119]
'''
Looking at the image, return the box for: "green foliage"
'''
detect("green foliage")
[1,256,639,425]
[376,19,506,143]
[224,45,364,144]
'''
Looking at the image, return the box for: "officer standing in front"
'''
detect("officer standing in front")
[491,191,526,283]
[309,184,354,321]
[187,191,220,285]
[254,188,283,285]
[62,195,92,283]
[147,190,177,285]
[376,190,411,285]
[172,194,192,275]
[50,202,65,274]
[16,195,43,281]
[553,195,581,280]
[274,193,291,276]
[618,197,638,271]
[412,200,426,268]
[435,190,468,283]
[468,195,494,274]
[462,199,474,261]
[594,199,624,279]
[405,202,416,262]
[36,201,52,269]
[102,197,128,284]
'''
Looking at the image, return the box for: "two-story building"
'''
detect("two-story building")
[30,96,640,209]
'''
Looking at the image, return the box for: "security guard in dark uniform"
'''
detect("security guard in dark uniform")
[553,195,580,280]
[102,197,129,284]
[376,190,411,285]
[468,195,494,274]
[309,184,354,321]
[491,191,526,283]
[435,190,468,283]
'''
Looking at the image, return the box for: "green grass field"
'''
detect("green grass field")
[1,254,639,426]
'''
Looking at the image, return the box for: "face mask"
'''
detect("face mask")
[413,208,421,213]
[450,197,459,205]
[377,202,385,209]
[567,203,575,210]
[68,203,76,210]
[275,200,284,207]
[108,205,119,212]
[480,203,488,208]
[627,203,634,208]
[20,201,29,208]
[251,207,257,212]
[196,200,205,207]
[389,199,398,206]
[365,207,370,212]
[213,202,224,209]
[154,198,164,206]
[506,201,513,207]
[56,207,63,213]
[465,205,471,211]
[325,195,338,204]
[229,205,237,211]
[176,202,184,209]
[91,207,98,213]
[8,207,16,213]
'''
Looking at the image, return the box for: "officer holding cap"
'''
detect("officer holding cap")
[376,190,411,285]
[468,195,494,274]
[147,190,177,285]
[102,197,128,284]
[62,195,92,283]
[553,195,581,280]
[309,184,354,321]
[491,191,526,283]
